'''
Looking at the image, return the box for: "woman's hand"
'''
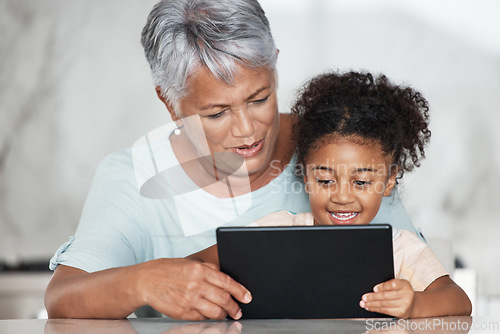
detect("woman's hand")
[359,279,415,318]
[45,258,251,321]
[136,258,251,320]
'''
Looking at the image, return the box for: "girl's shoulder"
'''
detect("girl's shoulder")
[249,210,314,227]
[393,229,427,248]
[393,228,423,239]
[392,229,442,270]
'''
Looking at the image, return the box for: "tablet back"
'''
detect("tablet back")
[217,224,394,319]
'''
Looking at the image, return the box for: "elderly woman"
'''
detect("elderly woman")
[45,0,417,321]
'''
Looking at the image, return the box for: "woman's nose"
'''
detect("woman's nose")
[231,109,255,138]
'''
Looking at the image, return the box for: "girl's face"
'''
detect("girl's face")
[304,139,397,226]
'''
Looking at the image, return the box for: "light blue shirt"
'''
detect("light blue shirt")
[50,138,418,273]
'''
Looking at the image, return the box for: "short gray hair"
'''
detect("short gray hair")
[141,0,278,110]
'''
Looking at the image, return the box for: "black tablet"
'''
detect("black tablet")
[217,224,394,319]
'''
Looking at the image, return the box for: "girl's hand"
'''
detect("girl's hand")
[359,279,415,318]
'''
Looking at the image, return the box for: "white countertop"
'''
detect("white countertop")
[0,316,481,334]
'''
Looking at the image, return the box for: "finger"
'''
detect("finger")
[193,296,231,320]
[146,287,210,321]
[360,303,411,319]
[171,307,208,321]
[373,279,401,292]
[197,282,245,320]
[360,297,402,310]
[362,290,403,303]
[170,262,244,320]
[204,268,252,305]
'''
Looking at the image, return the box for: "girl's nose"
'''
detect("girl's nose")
[330,182,354,204]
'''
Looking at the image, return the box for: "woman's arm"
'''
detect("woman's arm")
[45,264,141,319]
[45,259,250,320]
[359,275,472,318]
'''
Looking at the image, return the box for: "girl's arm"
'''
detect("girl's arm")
[360,275,472,318]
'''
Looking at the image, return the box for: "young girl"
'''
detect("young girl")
[189,71,472,319]
[249,71,472,318]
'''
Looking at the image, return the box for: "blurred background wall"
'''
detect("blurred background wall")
[0,0,499,317]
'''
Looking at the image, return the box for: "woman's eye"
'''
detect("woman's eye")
[251,96,270,104]
[206,110,226,119]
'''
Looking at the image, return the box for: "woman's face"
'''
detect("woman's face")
[304,139,397,226]
[169,65,280,179]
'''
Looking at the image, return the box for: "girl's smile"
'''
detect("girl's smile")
[328,211,360,225]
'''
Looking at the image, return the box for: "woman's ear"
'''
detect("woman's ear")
[303,174,311,194]
[383,168,398,197]
[155,86,180,122]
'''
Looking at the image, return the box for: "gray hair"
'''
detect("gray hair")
[141,0,278,111]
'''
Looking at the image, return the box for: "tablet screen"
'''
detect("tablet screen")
[217,224,394,319]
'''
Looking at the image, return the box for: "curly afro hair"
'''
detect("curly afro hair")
[291,71,431,178]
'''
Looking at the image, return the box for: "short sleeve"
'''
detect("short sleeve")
[49,150,148,273]
[393,230,449,291]
[372,190,425,241]
[49,236,75,270]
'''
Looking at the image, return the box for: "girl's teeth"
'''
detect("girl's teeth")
[331,212,358,220]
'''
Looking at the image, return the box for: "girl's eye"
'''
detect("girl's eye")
[317,179,334,186]
[354,180,371,187]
